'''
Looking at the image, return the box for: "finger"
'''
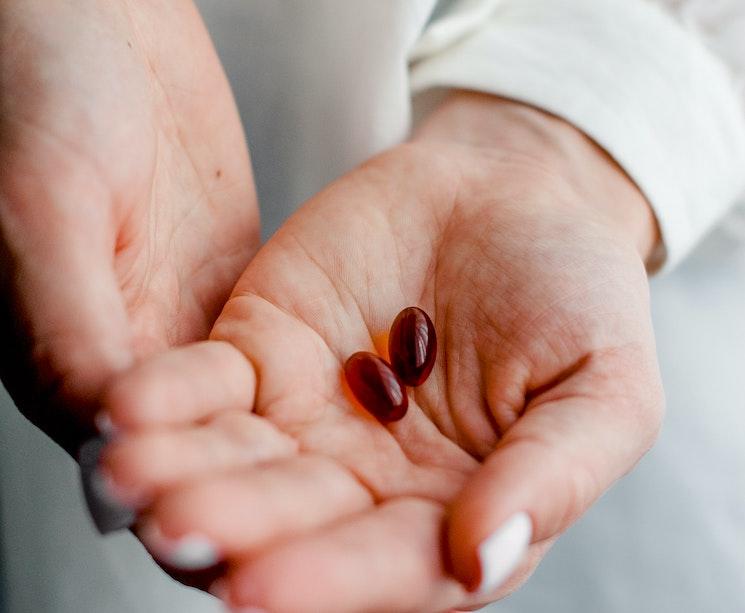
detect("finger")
[78,436,138,535]
[98,410,298,505]
[447,354,664,596]
[445,536,559,612]
[490,535,557,601]
[138,455,373,570]
[0,185,133,449]
[217,537,554,613]
[100,340,255,430]
[220,498,468,613]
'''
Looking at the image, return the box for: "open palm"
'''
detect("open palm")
[101,98,664,613]
[0,0,259,451]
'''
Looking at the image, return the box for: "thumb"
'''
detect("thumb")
[0,193,133,452]
[447,363,664,597]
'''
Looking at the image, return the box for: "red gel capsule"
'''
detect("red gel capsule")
[344,351,408,422]
[388,306,437,386]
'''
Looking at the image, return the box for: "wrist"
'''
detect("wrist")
[413,91,660,267]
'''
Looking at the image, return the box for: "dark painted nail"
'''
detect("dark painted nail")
[78,436,136,535]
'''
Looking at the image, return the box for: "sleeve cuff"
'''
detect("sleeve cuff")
[410,0,745,271]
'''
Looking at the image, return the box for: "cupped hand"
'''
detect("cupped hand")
[99,93,664,613]
[0,0,259,451]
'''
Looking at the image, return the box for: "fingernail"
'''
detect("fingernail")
[94,412,120,437]
[140,520,220,570]
[474,512,532,595]
[78,436,137,534]
[209,579,229,599]
[210,579,269,613]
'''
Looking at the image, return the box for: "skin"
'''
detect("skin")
[99,92,665,613]
[0,1,259,452]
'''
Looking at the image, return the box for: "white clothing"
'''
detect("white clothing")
[411,0,745,271]
[1,1,744,611]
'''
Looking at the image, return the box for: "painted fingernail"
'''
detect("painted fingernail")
[94,412,120,437]
[78,436,137,534]
[141,520,220,570]
[474,512,532,595]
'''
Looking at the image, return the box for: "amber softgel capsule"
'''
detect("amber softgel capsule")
[388,306,437,386]
[344,351,408,422]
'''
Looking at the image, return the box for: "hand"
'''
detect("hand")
[0,0,259,452]
[98,93,664,612]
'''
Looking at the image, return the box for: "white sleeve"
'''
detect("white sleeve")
[653,0,745,243]
[409,0,745,271]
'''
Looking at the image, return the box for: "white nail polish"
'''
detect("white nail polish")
[94,412,119,437]
[141,521,219,570]
[168,534,219,570]
[475,512,532,595]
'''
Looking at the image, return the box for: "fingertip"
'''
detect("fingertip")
[102,340,257,429]
[210,576,269,613]
[96,437,159,507]
[139,518,221,571]
[446,447,537,592]
[94,411,120,437]
[78,436,137,534]
[472,512,532,595]
[101,367,160,430]
[227,556,300,613]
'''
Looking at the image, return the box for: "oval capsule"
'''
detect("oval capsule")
[344,351,408,422]
[388,307,437,387]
